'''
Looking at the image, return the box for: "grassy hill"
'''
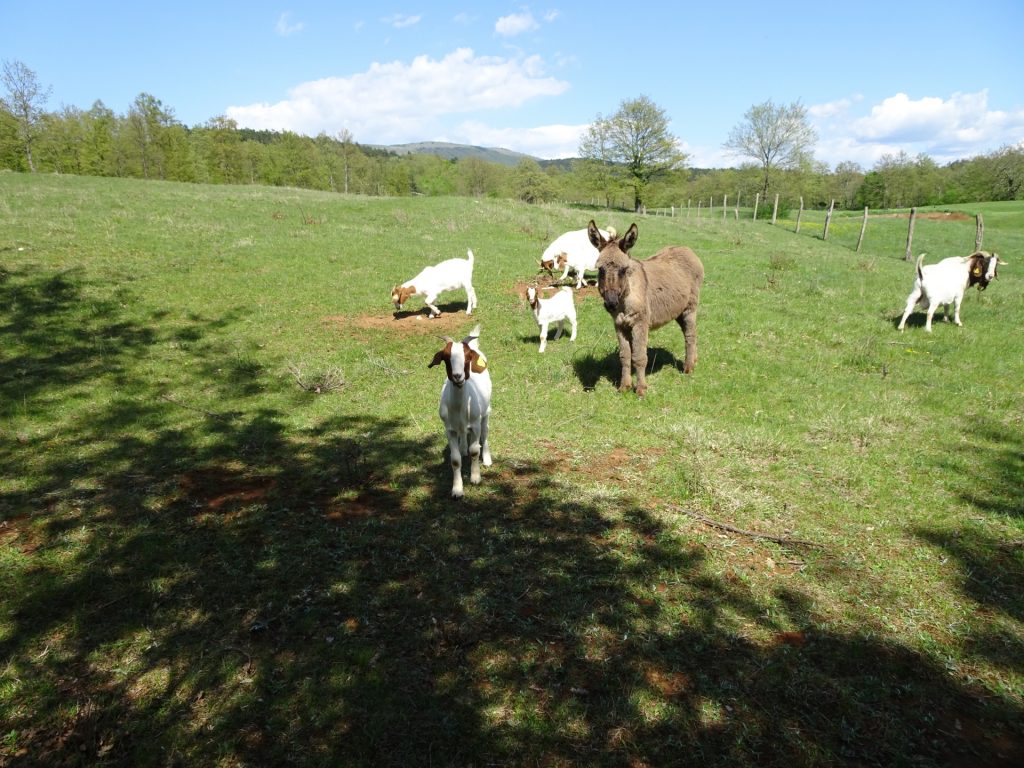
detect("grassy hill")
[368,140,543,166]
[1,172,1022,766]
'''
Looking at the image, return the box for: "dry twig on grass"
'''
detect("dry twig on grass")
[666,504,821,548]
[287,362,346,393]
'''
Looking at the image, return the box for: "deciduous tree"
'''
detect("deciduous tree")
[724,100,817,198]
[1,59,51,172]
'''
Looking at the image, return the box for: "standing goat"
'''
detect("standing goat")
[588,220,704,397]
[392,249,477,318]
[540,226,615,289]
[428,325,492,499]
[898,251,1005,332]
[525,285,577,352]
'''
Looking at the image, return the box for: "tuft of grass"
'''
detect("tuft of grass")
[1,173,1022,767]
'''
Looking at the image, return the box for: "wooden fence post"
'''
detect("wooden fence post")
[905,207,917,261]
[687,199,691,218]
[753,193,760,221]
[723,194,728,220]
[822,199,835,240]
[771,193,779,225]
[975,213,984,250]
[709,197,713,217]
[795,196,804,233]
[856,206,869,252]
[697,200,702,218]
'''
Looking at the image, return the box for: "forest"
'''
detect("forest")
[2,84,1023,213]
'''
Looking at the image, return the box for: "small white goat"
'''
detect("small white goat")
[392,249,477,318]
[898,251,1005,332]
[428,324,492,499]
[540,226,615,289]
[525,285,577,353]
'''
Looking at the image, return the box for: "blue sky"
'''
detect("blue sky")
[3,1,1023,169]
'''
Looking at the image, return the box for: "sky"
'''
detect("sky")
[3,1,1024,170]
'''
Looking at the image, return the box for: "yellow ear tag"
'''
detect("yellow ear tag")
[471,352,488,374]
[972,267,982,276]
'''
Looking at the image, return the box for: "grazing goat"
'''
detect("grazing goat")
[540,226,615,289]
[897,250,1005,332]
[392,249,477,318]
[429,325,492,499]
[525,285,577,353]
[588,220,704,397]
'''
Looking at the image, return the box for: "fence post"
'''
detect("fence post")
[697,200,702,219]
[796,196,804,233]
[856,206,869,252]
[822,199,835,240]
[723,194,728,220]
[687,199,691,218]
[975,213,984,250]
[904,207,917,261]
[753,192,760,221]
[734,191,740,220]
[771,193,779,225]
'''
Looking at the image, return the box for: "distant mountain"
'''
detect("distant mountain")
[370,141,574,168]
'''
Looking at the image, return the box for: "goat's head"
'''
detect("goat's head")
[428,333,481,388]
[967,251,1007,291]
[525,285,540,309]
[391,284,416,310]
[588,220,639,313]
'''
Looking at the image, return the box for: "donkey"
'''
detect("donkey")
[587,220,704,396]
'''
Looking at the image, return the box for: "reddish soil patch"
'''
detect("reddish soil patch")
[325,311,473,338]
[0,514,41,554]
[178,468,277,517]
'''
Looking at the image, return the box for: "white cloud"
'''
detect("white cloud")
[226,48,569,145]
[808,90,1024,168]
[382,13,422,28]
[496,12,539,36]
[457,120,588,159]
[275,12,304,37]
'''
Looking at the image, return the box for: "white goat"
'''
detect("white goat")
[540,226,615,289]
[898,251,1005,332]
[392,249,477,318]
[526,285,577,353]
[428,325,492,499]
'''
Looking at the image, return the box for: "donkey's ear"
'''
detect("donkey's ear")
[620,223,639,252]
[587,219,606,249]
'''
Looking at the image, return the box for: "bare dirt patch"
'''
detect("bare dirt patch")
[325,311,473,338]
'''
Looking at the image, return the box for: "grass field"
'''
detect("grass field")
[1,171,1022,767]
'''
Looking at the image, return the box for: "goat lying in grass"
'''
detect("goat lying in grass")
[898,250,1005,332]
[525,285,577,352]
[588,219,704,397]
[392,249,477,318]
[539,226,615,289]
[429,324,492,499]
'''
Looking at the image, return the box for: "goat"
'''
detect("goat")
[588,220,704,397]
[525,285,577,352]
[540,226,615,289]
[392,249,477,318]
[897,250,1005,332]
[428,325,492,499]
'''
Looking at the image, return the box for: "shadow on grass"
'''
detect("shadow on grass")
[2,266,1023,767]
[573,345,686,391]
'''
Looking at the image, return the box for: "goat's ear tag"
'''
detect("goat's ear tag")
[972,266,982,276]
[471,352,488,374]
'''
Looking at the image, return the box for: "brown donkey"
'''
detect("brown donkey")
[588,220,704,396]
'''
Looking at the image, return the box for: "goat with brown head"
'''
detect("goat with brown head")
[429,327,492,498]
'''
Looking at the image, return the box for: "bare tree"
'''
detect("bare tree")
[724,100,817,198]
[1,59,52,172]
[580,96,686,212]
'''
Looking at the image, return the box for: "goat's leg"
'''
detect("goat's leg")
[425,294,442,318]
[465,285,476,315]
[468,426,482,485]
[631,325,650,397]
[569,315,577,341]
[448,430,464,498]
[480,411,492,467]
[898,288,922,331]
[538,321,548,353]
[553,319,564,340]
[953,295,964,326]
[924,300,939,332]
[678,307,699,374]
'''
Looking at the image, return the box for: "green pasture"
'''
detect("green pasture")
[1,172,1022,766]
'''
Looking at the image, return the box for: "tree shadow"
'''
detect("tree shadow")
[2,265,1023,767]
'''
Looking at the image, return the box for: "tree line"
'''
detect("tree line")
[2,60,1021,212]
